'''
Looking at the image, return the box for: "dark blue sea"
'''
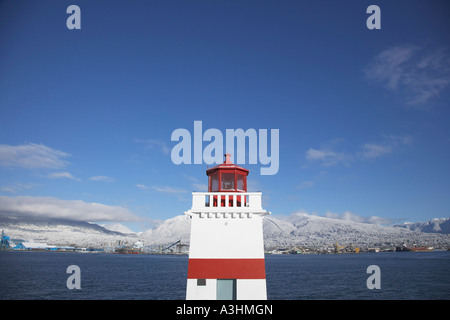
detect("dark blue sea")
[0,251,449,300]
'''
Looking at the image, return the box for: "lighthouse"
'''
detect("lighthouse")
[185,153,270,300]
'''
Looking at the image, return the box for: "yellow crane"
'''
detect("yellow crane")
[333,241,344,254]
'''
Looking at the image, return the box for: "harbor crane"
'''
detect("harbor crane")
[162,240,181,252]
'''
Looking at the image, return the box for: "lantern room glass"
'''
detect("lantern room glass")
[210,173,219,191]
[221,173,235,190]
[237,174,245,191]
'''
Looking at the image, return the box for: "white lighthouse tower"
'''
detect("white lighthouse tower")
[185,153,270,300]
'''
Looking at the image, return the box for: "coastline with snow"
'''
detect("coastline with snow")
[1,214,449,253]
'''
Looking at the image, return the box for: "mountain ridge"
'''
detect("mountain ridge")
[1,214,449,249]
[393,217,450,234]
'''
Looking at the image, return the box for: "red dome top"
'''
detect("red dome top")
[206,153,248,192]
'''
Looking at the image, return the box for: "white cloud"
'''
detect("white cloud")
[365,45,450,107]
[297,181,315,189]
[48,171,81,181]
[358,134,413,160]
[307,134,413,165]
[306,148,352,167]
[384,134,414,146]
[0,187,16,193]
[0,143,70,169]
[136,184,188,194]
[289,209,393,225]
[182,174,199,182]
[192,183,208,192]
[359,143,392,159]
[367,215,394,225]
[181,175,208,192]
[151,186,188,194]
[136,139,171,155]
[365,45,417,90]
[0,183,38,193]
[325,210,393,225]
[89,176,115,183]
[0,195,140,222]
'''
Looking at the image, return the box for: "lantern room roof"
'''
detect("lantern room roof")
[206,153,249,176]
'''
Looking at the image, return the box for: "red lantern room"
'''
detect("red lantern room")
[206,153,249,192]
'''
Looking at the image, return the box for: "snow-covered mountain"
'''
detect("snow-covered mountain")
[0,216,138,248]
[263,213,449,249]
[101,222,136,235]
[1,214,449,249]
[139,215,191,244]
[394,218,450,234]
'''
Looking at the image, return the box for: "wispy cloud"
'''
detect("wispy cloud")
[0,195,140,222]
[365,45,417,90]
[296,180,315,189]
[358,134,413,160]
[0,143,70,169]
[0,186,16,193]
[325,210,394,225]
[364,45,450,107]
[89,176,115,183]
[287,210,394,225]
[0,183,39,193]
[48,171,81,181]
[191,183,208,192]
[307,135,413,166]
[182,175,207,191]
[306,148,353,167]
[136,184,187,194]
[136,139,171,155]
[151,186,188,194]
[359,144,392,159]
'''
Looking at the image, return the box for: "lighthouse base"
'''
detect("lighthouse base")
[186,278,267,300]
[185,192,270,300]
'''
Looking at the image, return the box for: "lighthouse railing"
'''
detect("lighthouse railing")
[189,192,265,213]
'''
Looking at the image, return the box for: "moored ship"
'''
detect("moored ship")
[411,246,434,252]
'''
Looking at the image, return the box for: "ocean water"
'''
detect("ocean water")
[0,251,449,300]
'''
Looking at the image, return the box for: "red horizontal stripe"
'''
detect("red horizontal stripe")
[187,258,266,279]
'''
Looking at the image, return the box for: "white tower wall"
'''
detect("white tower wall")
[185,192,269,300]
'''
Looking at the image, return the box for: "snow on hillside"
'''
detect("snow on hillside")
[101,223,136,235]
[263,213,449,249]
[0,217,138,248]
[1,214,449,249]
[139,215,191,244]
[394,218,450,234]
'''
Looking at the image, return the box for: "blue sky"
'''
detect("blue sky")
[1,0,449,231]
